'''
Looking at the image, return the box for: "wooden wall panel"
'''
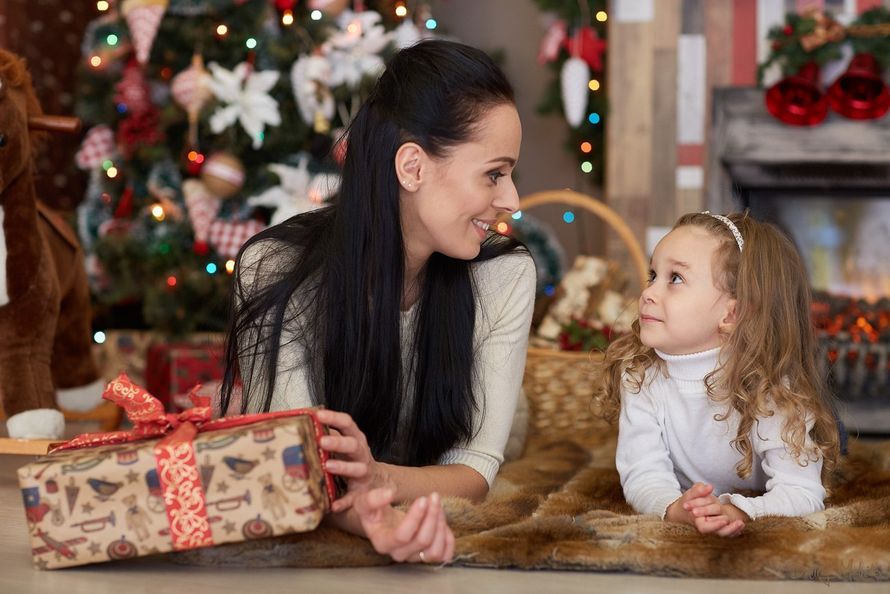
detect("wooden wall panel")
[650,0,682,227]
[703,0,734,206]
[606,19,653,266]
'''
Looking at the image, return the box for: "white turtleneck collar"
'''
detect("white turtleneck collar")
[654,347,722,382]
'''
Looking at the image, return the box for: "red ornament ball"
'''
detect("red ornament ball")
[192,240,210,256]
[783,25,794,36]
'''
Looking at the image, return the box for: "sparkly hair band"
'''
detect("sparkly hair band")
[702,211,744,252]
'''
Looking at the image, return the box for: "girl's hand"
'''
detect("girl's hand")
[697,503,747,537]
[353,487,455,564]
[680,485,748,537]
[316,409,391,513]
[665,482,716,524]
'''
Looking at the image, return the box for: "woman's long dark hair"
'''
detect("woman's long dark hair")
[220,40,524,466]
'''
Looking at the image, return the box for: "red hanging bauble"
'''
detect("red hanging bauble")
[827,53,890,120]
[192,240,210,256]
[764,62,829,126]
[275,0,296,11]
[114,187,135,218]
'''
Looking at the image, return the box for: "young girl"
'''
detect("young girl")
[593,212,839,538]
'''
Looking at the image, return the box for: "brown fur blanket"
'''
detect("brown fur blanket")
[174,353,890,580]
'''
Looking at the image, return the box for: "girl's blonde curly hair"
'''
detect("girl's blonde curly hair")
[592,212,840,480]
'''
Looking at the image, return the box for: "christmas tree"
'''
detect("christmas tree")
[74,0,438,335]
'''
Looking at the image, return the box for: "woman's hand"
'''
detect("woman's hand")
[353,487,455,564]
[316,409,390,513]
[665,483,746,537]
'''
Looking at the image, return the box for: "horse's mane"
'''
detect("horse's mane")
[0,49,46,158]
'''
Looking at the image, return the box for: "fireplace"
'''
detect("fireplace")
[709,88,890,435]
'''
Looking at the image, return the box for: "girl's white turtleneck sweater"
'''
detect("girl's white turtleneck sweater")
[615,347,826,520]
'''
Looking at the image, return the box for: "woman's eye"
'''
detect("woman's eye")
[488,171,505,184]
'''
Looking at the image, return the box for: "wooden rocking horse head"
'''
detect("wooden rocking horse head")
[0,49,104,442]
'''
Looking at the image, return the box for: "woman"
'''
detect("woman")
[221,40,536,563]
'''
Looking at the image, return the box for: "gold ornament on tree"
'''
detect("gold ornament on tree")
[200,152,245,199]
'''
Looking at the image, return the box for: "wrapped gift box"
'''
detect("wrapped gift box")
[145,337,225,410]
[18,375,335,569]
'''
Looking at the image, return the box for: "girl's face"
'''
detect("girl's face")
[639,225,736,356]
[400,103,521,265]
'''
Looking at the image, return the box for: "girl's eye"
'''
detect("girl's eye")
[670,272,684,284]
[647,270,656,284]
[488,171,505,184]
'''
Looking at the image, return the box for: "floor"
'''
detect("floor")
[2,452,888,594]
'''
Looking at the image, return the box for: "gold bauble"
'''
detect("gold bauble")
[201,152,245,199]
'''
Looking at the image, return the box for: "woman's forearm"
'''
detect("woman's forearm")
[325,505,366,536]
[378,462,489,503]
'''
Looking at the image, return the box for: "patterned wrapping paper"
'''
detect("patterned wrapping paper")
[17,375,335,569]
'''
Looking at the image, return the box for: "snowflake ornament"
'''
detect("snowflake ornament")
[393,19,422,49]
[247,157,340,225]
[206,62,281,149]
[323,10,392,89]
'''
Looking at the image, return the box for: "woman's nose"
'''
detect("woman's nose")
[493,180,519,214]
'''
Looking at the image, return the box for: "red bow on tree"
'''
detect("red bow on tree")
[562,26,607,72]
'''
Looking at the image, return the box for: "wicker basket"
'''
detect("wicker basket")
[518,190,648,362]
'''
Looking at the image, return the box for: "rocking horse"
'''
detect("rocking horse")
[0,49,106,443]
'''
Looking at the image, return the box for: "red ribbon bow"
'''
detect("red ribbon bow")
[51,373,212,452]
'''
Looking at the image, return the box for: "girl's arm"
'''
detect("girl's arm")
[718,412,826,519]
[616,384,684,518]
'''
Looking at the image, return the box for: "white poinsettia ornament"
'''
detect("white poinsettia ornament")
[323,10,392,89]
[393,19,422,49]
[291,55,335,133]
[247,157,340,226]
[206,61,281,149]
